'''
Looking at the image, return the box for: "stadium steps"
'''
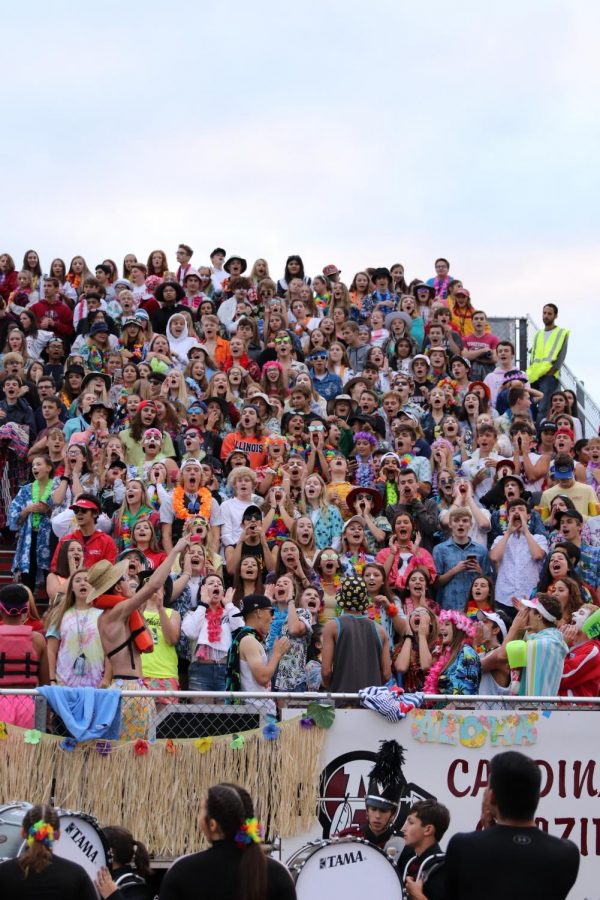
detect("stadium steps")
[0,545,49,610]
[0,547,15,586]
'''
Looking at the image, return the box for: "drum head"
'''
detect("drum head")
[291,838,402,900]
[0,803,107,885]
[0,803,32,860]
[52,812,108,883]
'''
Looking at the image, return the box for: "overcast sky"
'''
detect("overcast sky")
[3,1,600,406]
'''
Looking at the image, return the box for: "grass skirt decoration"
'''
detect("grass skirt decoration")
[0,717,326,858]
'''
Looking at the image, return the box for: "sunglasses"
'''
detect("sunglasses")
[321,553,339,562]
[439,479,455,487]
[274,337,291,344]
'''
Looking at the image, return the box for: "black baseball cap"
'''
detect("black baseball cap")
[242,505,262,522]
[232,594,273,618]
[539,420,558,433]
[107,458,127,471]
[554,509,583,524]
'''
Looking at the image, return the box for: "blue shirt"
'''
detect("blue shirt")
[578,541,600,590]
[433,538,493,611]
[309,370,343,401]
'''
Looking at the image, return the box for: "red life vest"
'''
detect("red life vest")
[0,625,39,686]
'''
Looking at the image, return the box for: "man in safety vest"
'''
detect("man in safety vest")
[526,303,569,419]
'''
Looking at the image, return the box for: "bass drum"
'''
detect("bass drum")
[0,802,108,885]
[287,837,402,900]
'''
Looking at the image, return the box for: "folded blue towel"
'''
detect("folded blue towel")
[38,686,122,741]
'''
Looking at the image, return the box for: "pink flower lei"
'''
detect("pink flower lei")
[206,604,225,643]
[422,610,475,696]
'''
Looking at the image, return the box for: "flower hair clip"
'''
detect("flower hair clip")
[27,820,54,848]
[234,817,263,848]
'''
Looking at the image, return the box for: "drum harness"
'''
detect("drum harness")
[399,850,446,899]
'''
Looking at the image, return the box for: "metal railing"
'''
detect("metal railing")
[2,689,598,740]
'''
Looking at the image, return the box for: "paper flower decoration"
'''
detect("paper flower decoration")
[96,741,112,757]
[0,722,7,740]
[194,737,213,754]
[262,722,280,741]
[24,729,41,745]
[60,737,77,753]
[231,734,245,750]
[166,739,178,754]
[134,739,149,756]
[300,717,314,729]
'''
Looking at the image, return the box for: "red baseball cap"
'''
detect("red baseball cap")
[70,498,101,512]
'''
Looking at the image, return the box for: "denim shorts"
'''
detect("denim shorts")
[188,661,227,692]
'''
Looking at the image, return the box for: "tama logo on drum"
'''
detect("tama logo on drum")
[319,849,366,868]
[65,822,99,862]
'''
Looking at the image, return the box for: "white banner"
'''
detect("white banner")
[281,708,599,900]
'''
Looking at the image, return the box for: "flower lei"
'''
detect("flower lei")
[423,610,475,696]
[119,508,152,549]
[172,485,212,520]
[367,598,398,624]
[465,599,492,620]
[206,604,225,644]
[586,460,600,489]
[121,337,145,363]
[185,376,205,400]
[355,460,376,489]
[235,817,263,848]
[344,551,368,576]
[384,481,399,506]
[498,502,509,532]
[433,276,451,299]
[422,646,452,696]
[27,820,54,848]
[319,573,341,594]
[31,480,52,529]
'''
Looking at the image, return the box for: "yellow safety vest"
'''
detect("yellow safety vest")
[526,326,569,383]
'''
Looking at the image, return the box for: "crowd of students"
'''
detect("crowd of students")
[0,245,599,710]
